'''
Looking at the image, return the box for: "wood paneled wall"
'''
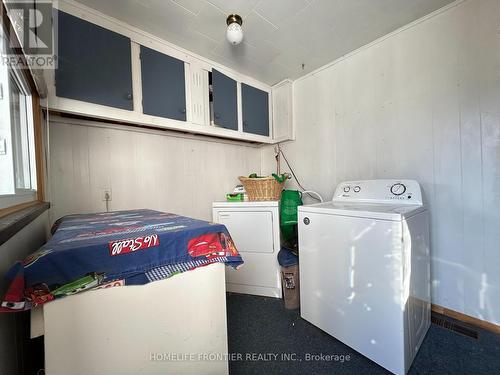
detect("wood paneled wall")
[49,118,262,222]
[262,0,500,324]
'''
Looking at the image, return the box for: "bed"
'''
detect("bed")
[2,209,243,375]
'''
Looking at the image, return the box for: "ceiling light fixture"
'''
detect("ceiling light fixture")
[226,14,243,45]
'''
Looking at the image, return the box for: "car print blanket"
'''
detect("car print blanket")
[1,209,243,312]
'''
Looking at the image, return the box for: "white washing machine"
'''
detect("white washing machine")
[298,180,431,375]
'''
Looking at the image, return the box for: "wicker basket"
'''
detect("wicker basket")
[238,176,285,201]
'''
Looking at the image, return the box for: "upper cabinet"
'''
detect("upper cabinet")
[242,83,270,137]
[271,80,294,142]
[48,5,289,144]
[56,11,133,111]
[211,69,238,131]
[140,46,186,121]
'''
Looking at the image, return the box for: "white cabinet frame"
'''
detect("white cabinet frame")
[45,0,277,144]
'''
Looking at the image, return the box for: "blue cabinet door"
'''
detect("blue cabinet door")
[212,69,238,131]
[242,84,269,136]
[140,46,186,121]
[56,11,133,110]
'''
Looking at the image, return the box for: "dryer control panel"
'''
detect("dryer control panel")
[333,179,423,205]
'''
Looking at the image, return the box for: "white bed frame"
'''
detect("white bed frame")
[31,262,228,375]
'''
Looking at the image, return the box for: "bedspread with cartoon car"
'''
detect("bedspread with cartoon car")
[1,209,243,312]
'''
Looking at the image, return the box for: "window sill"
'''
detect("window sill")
[0,201,50,246]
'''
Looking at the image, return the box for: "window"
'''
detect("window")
[0,22,38,210]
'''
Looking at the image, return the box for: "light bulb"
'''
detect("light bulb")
[226,22,243,45]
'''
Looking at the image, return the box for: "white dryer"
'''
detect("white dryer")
[298,180,431,375]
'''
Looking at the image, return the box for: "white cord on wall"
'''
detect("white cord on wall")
[300,190,324,203]
[274,144,323,202]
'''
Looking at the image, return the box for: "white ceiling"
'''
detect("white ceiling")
[74,0,455,85]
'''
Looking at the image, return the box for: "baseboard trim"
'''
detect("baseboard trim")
[431,304,500,335]
[226,283,281,299]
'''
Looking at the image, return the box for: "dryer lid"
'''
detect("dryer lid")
[298,201,426,221]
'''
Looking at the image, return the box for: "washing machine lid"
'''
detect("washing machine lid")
[298,201,426,221]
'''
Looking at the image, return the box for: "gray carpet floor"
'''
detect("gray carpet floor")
[226,293,500,375]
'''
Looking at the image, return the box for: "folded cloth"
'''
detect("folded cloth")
[1,209,243,312]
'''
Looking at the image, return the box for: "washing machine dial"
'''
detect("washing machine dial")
[353,186,361,193]
[343,186,351,193]
[390,183,406,196]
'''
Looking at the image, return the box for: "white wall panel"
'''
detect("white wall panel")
[0,212,49,375]
[262,0,500,324]
[49,119,261,223]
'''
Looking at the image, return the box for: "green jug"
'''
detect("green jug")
[280,190,303,243]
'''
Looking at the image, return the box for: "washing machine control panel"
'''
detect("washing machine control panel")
[334,180,423,205]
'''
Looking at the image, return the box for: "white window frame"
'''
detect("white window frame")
[0,52,37,210]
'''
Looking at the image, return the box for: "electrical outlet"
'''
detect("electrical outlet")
[102,190,112,202]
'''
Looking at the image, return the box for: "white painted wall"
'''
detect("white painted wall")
[48,118,262,223]
[262,0,500,324]
[0,212,49,375]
